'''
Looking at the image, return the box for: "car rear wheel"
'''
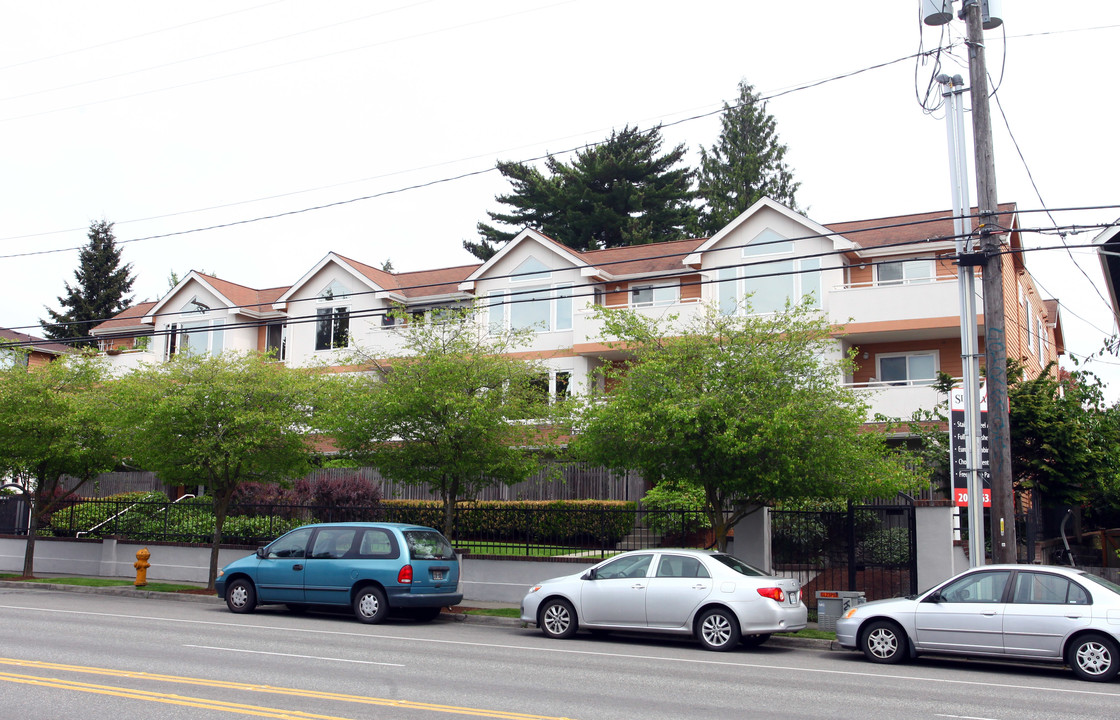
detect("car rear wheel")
[861,620,907,664]
[1067,634,1120,682]
[696,607,741,651]
[352,586,389,624]
[539,598,578,639]
[225,578,256,614]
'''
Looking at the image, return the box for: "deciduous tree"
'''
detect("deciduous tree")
[109,352,324,588]
[571,302,919,550]
[324,307,557,537]
[0,351,117,577]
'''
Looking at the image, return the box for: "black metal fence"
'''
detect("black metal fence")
[770,503,918,611]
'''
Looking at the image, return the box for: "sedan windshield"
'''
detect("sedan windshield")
[709,553,767,577]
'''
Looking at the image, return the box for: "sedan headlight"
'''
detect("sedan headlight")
[843,607,861,619]
[528,585,542,594]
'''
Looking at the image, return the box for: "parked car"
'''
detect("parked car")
[215,522,462,623]
[520,548,807,651]
[835,564,1120,682]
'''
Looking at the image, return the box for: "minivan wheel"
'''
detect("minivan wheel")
[225,578,256,614]
[861,620,907,664]
[352,586,388,624]
[696,607,741,651]
[539,598,577,639]
[1068,634,1120,682]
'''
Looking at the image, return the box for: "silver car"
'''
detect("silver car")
[835,564,1120,682]
[520,548,807,651]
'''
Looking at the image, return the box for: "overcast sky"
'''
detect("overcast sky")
[2,1,1118,397]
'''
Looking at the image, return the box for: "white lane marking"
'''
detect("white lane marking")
[4,603,1120,700]
[936,715,1001,720]
[184,644,405,667]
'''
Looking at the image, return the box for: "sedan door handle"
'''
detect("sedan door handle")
[631,583,646,590]
[292,564,304,571]
[692,584,708,591]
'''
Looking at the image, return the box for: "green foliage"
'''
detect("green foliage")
[858,527,912,566]
[771,512,828,560]
[108,351,327,586]
[41,220,136,345]
[641,482,711,537]
[467,125,697,260]
[1008,359,1120,516]
[381,499,636,546]
[571,302,922,550]
[323,306,558,538]
[696,80,800,234]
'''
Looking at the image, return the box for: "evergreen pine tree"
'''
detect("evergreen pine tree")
[465,125,696,260]
[696,80,800,235]
[41,220,135,345]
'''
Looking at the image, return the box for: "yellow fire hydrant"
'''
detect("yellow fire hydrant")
[134,548,151,587]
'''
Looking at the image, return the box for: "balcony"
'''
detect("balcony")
[828,278,981,342]
[849,381,946,423]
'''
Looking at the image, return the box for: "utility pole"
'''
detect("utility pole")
[964,0,1017,563]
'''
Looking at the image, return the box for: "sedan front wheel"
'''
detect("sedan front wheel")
[861,620,907,664]
[539,598,578,639]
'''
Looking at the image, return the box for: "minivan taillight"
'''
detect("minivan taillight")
[398,565,413,584]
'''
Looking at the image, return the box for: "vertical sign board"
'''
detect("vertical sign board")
[950,384,991,507]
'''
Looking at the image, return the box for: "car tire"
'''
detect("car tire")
[860,620,907,664]
[1067,633,1120,682]
[352,586,389,624]
[696,607,741,651]
[539,598,578,639]
[225,578,256,614]
[741,633,771,648]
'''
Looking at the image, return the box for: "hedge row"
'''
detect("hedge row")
[47,493,637,548]
[381,500,638,546]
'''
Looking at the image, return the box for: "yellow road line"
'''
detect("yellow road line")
[0,658,576,720]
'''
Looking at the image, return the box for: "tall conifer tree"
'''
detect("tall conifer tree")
[696,80,800,235]
[41,220,135,345]
[466,125,696,260]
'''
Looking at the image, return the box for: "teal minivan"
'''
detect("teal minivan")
[216,522,462,623]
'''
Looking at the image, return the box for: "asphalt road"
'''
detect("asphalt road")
[1,585,1117,720]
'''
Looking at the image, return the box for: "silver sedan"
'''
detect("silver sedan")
[835,564,1120,681]
[520,548,807,651]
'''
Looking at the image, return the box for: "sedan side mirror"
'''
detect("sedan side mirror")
[923,590,942,603]
[582,568,597,581]
[256,547,268,559]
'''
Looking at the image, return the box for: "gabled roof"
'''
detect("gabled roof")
[581,237,706,277]
[0,328,72,355]
[683,197,854,265]
[1042,299,1065,355]
[1094,221,1120,333]
[91,301,158,334]
[461,228,589,287]
[274,252,398,307]
[143,271,288,322]
[825,202,1019,252]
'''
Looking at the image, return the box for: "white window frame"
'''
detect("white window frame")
[489,284,573,334]
[315,306,350,351]
[266,321,287,361]
[631,282,679,308]
[877,259,934,286]
[719,257,822,315]
[1024,298,1034,354]
[875,351,938,386]
[165,319,224,359]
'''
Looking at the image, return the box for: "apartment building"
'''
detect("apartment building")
[92,198,1064,422]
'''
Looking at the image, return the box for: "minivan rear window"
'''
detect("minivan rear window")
[404,530,455,560]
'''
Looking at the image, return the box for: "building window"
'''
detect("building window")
[877,351,937,386]
[631,283,679,307]
[315,308,350,351]
[166,320,224,359]
[719,257,821,315]
[0,348,28,369]
[531,370,572,404]
[877,259,934,286]
[743,228,793,256]
[510,256,552,283]
[488,284,572,334]
[1037,317,1046,358]
[266,322,287,361]
[1024,299,1033,354]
